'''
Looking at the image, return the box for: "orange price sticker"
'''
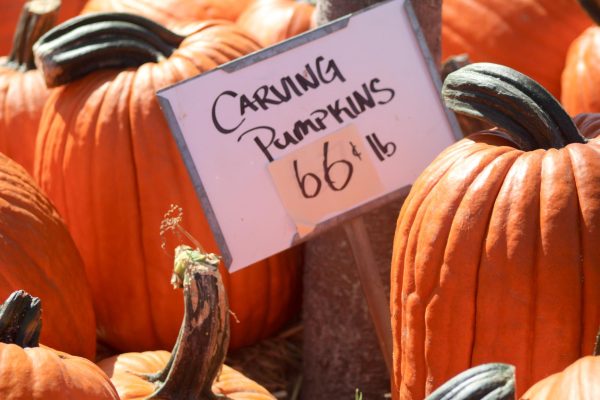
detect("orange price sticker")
[268,124,384,238]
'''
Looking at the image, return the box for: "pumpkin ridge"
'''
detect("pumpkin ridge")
[392,142,495,395]
[403,146,515,397]
[430,147,520,393]
[564,146,586,359]
[125,67,167,347]
[565,143,600,357]
[464,149,522,367]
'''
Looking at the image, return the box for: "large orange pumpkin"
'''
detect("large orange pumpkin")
[97,246,275,400]
[33,13,302,352]
[0,152,96,359]
[391,63,600,399]
[0,0,86,54]
[442,0,592,98]
[0,290,117,399]
[0,0,60,174]
[81,0,253,27]
[236,0,315,47]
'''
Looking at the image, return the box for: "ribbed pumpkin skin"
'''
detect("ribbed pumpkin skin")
[521,356,600,399]
[561,27,600,115]
[0,154,96,359]
[0,0,86,54]
[237,0,315,47]
[81,0,253,26]
[97,350,275,399]
[0,344,119,399]
[0,65,47,175]
[442,0,591,97]
[34,21,302,353]
[390,133,600,399]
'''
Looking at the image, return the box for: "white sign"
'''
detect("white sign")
[157,0,460,272]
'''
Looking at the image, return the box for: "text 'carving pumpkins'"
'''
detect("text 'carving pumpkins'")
[33,13,303,352]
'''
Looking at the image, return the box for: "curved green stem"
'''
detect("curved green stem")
[578,0,600,26]
[144,246,229,399]
[442,62,587,150]
[426,363,515,400]
[4,0,60,71]
[0,290,42,348]
[33,12,185,88]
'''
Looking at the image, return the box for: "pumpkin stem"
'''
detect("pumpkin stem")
[0,290,42,348]
[33,12,185,88]
[442,62,587,150]
[578,0,600,26]
[144,245,229,399]
[425,363,515,400]
[4,0,60,71]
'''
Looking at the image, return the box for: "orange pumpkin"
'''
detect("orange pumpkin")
[237,0,315,47]
[521,356,600,399]
[442,0,592,98]
[560,1,600,115]
[391,63,600,399]
[0,0,86,54]
[97,246,275,400]
[0,152,96,359]
[520,331,600,399]
[0,0,60,174]
[0,290,118,399]
[33,13,302,353]
[81,0,253,27]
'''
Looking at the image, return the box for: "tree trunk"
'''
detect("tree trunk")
[302,1,441,399]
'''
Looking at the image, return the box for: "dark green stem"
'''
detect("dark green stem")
[442,62,587,150]
[4,0,60,71]
[426,363,515,400]
[578,0,600,26]
[0,290,42,348]
[33,12,185,88]
[144,246,229,399]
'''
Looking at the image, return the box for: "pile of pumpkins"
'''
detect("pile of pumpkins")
[0,0,316,398]
[4,0,600,398]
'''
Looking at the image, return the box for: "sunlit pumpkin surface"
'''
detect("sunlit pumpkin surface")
[391,132,600,398]
[442,0,592,97]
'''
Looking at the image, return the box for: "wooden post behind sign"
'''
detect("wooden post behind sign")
[302,1,441,398]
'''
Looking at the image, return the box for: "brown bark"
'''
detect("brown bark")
[302,1,441,399]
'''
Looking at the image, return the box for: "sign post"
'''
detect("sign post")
[157,0,457,396]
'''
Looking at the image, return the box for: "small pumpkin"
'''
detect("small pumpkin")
[236,0,315,47]
[520,331,600,399]
[0,0,86,54]
[33,14,302,352]
[442,0,592,97]
[561,0,600,115]
[97,245,275,400]
[391,63,600,399]
[426,363,515,400]
[0,152,96,359]
[81,0,254,28]
[0,290,118,399]
[0,0,59,174]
